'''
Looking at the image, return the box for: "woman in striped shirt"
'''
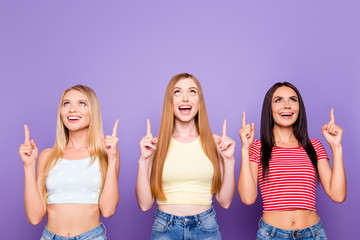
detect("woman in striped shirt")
[238,82,346,239]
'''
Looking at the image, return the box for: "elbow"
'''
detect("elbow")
[238,188,256,205]
[139,203,152,212]
[100,202,118,218]
[332,194,347,204]
[101,208,116,218]
[219,202,232,209]
[239,194,256,205]
[241,199,256,206]
[27,216,42,225]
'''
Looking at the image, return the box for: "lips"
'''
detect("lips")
[178,105,192,115]
[279,112,293,118]
[67,115,81,122]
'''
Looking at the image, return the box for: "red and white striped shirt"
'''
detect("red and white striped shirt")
[250,138,328,212]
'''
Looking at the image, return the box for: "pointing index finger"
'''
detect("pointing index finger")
[222,120,227,136]
[242,112,246,128]
[112,119,119,137]
[330,108,335,123]
[146,119,151,135]
[24,124,30,143]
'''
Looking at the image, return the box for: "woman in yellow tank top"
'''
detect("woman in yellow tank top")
[136,73,236,240]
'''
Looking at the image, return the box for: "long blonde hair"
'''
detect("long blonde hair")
[41,85,108,203]
[150,73,221,200]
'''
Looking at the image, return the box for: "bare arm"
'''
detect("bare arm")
[214,120,236,209]
[135,119,156,211]
[237,112,258,205]
[19,124,47,225]
[99,120,120,218]
[318,109,347,203]
[99,151,120,218]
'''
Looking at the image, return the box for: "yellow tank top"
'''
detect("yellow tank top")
[157,137,214,205]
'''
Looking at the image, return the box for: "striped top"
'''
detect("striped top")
[250,139,328,212]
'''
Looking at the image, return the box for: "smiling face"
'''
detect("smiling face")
[60,89,91,131]
[271,86,300,128]
[173,78,200,123]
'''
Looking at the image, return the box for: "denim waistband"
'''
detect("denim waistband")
[258,218,323,239]
[42,222,106,240]
[155,206,216,226]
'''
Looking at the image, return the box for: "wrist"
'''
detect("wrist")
[223,157,235,164]
[330,144,342,151]
[241,147,250,153]
[24,163,36,174]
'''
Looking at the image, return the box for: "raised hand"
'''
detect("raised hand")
[214,120,235,160]
[139,119,157,160]
[322,108,343,147]
[19,124,38,166]
[239,112,255,150]
[100,119,119,159]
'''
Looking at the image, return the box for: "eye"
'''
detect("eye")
[274,98,282,103]
[63,101,70,106]
[189,89,197,95]
[290,97,298,102]
[79,101,87,106]
[174,90,181,96]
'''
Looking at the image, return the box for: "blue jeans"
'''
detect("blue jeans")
[41,223,106,240]
[256,218,327,240]
[151,206,221,240]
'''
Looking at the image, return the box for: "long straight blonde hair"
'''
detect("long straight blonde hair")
[150,73,221,200]
[41,85,108,203]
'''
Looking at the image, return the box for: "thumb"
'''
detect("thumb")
[322,124,327,131]
[30,140,38,151]
[251,123,255,133]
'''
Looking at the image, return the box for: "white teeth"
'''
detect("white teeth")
[68,116,80,120]
[179,106,191,110]
[280,113,292,117]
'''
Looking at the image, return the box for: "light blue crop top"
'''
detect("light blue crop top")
[46,156,101,204]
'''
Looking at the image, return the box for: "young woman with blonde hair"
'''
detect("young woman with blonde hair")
[238,82,346,239]
[19,85,120,239]
[136,73,236,239]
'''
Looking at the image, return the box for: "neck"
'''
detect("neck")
[67,128,88,150]
[273,125,298,146]
[173,118,198,141]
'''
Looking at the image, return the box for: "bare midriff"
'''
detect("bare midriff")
[159,204,211,216]
[46,204,100,237]
[262,209,319,230]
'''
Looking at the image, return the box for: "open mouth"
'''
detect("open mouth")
[280,113,293,118]
[67,116,81,122]
[178,105,192,115]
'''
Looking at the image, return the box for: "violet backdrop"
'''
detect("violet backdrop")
[0,0,359,239]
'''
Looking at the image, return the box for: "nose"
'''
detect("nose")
[283,100,291,109]
[183,92,189,102]
[69,104,78,112]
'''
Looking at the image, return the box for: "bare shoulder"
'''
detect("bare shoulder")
[38,148,52,166]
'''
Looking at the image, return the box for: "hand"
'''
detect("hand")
[214,120,235,160]
[100,119,119,159]
[19,124,38,166]
[139,119,157,160]
[239,112,255,150]
[322,108,343,147]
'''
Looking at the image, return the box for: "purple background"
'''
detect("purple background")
[1,0,359,239]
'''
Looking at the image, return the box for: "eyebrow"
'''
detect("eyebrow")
[174,86,198,90]
[273,95,298,99]
[62,99,88,102]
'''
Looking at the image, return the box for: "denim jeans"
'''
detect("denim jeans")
[41,222,106,240]
[151,206,221,240]
[256,218,327,240]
